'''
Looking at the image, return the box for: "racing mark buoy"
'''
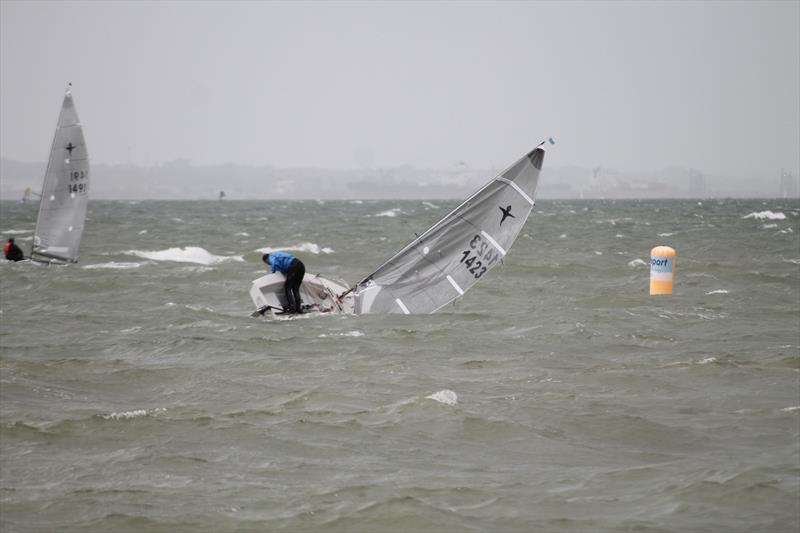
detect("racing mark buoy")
[650,246,676,295]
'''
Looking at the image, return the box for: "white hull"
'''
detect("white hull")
[249,273,354,317]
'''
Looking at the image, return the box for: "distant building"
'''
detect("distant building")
[780,169,798,198]
[689,169,706,197]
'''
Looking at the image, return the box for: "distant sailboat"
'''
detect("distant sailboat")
[250,139,551,317]
[30,84,90,263]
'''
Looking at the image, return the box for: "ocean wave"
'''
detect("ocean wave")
[83,262,144,270]
[318,331,365,338]
[125,247,244,265]
[628,259,647,267]
[1,229,32,235]
[705,289,729,295]
[374,208,404,217]
[743,211,786,220]
[256,243,334,255]
[101,407,166,420]
[426,389,458,406]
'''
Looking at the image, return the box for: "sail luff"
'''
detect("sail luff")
[31,85,70,259]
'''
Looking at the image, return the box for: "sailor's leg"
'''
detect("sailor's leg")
[286,260,305,313]
[284,282,296,312]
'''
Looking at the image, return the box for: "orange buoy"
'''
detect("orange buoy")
[650,246,676,295]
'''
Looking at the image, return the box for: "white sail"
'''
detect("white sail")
[31,84,90,263]
[351,141,549,314]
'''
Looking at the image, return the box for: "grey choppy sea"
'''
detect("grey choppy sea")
[1,198,798,532]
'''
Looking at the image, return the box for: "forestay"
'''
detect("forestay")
[352,141,549,314]
[32,84,90,263]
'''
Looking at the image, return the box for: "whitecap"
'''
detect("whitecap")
[426,389,457,406]
[705,290,729,295]
[422,201,439,209]
[1,229,31,235]
[658,232,674,237]
[762,224,778,229]
[83,262,143,270]
[743,211,786,220]
[781,406,800,413]
[138,230,148,235]
[697,357,717,365]
[374,208,403,218]
[235,232,250,237]
[125,246,244,265]
[318,331,365,338]
[102,407,166,420]
[628,258,647,267]
[256,243,334,255]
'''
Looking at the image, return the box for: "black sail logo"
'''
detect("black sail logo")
[499,205,515,225]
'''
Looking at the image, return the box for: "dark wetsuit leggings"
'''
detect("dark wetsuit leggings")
[284,259,305,313]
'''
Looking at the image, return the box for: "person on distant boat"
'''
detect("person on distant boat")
[262,251,306,314]
[3,238,24,261]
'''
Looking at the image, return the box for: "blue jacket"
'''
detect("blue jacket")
[268,251,296,274]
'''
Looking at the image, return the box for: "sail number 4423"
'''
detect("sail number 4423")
[460,234,500,279]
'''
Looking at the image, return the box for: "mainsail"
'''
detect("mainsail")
[351,141,550,314]
[31,84,90,263]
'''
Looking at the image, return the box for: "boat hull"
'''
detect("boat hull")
[249,273,354,317]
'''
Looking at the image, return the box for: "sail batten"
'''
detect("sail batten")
[31,85,90,263]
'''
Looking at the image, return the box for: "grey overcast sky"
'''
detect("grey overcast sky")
[1,0,798,176]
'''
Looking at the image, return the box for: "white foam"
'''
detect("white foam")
[102,407,165,420]
[125,246,244,265]
[256,243,334,255]
[743,211,786,220]
[83,262,143,270]
[422,201,439,209]
[705,290,729,295]
[2,229,31,235]
[781,406,800,413]
[235,232,250,237]
[697,357,717,365]
[375,208,403,218]
[426,389,457,406]
[138,230,148,235]
[628,258,647,267]
[762,224,778,229]
[658,232,674,237]
[318,331,365,338]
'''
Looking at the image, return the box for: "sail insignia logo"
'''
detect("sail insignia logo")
[499,205,515,225]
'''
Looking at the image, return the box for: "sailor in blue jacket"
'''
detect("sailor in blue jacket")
[262,251,306,313]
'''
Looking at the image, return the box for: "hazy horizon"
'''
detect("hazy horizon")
[1,1,799,179]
